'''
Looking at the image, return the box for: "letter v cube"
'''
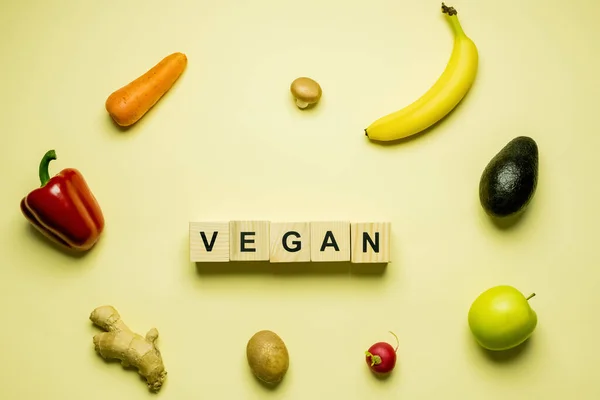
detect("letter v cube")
[189,222,230,262]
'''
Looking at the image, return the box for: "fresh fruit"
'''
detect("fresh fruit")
[365,331,399,374]
[246,330,289,385]
[105,52,187,127]
[364,3,478,142]
[468,285,538,351]
[479,136,539,218]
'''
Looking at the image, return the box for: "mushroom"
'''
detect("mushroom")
[290,77,322,109]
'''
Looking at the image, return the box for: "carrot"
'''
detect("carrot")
[105,52,187,127]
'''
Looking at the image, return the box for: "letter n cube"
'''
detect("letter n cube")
[350,222,391,263]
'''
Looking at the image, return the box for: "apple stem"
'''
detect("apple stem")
[389,331,399,352]
[365,351,382,366]
[526,293,536,300]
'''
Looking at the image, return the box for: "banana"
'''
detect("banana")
[364,3,479,142]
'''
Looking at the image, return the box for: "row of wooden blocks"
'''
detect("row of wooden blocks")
[189,221,391,263]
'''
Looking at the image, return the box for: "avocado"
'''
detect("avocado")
[479,136,538,218]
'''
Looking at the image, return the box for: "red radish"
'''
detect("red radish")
[365,331,399,374]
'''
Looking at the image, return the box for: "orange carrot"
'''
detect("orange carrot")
[105,52,187,127]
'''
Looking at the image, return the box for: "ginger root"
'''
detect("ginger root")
[90,305,167,392]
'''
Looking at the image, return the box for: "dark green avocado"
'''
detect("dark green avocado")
[479,136,539,218]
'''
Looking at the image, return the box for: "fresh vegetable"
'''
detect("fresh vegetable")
[479,136,539,218]
[468,285,538,351]
[90,305,167,392]
[365,331,399,374]
[364,3,478,142]
[290,77,322,109]
[246,330,290,385]
[105,51,188,127]
[20,149,105,252]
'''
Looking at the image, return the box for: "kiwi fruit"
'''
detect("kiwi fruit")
[246,330,289,385]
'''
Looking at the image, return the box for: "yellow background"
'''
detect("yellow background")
[1,0,598,398]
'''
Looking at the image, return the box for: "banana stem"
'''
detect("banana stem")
[441,3,457,16]
[441,3,466,37]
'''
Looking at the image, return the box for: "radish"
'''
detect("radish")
[365,331,399,374]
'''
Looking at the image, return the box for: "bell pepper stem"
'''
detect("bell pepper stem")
[39,150,57,187]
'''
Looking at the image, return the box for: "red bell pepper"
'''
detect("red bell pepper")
[20,149,105,252]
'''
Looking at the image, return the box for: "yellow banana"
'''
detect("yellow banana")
[364,3,478,142]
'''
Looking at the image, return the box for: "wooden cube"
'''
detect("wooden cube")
[229,221,270,261]
[270,222,311,263]
[351,222,391,263]
[189,222,230,262]
[310,221,350,262]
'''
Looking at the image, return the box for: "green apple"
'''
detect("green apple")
[468,285,537,351]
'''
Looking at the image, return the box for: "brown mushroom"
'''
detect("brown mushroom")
[290,77,322,109]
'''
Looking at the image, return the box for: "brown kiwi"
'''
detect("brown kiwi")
[246,330,289,385]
